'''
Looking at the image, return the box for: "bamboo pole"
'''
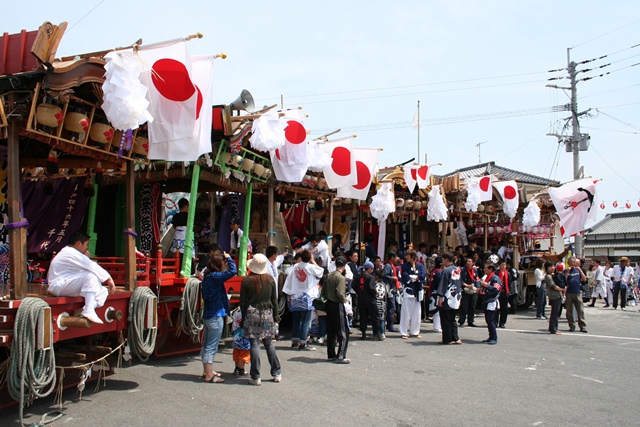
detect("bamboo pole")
[238,182,253,276]
[180,163,200,277]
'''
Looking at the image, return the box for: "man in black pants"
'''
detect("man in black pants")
[382,251,400,333]
[323,257,350,364]
[459,257,479,327]
[436,253,462,345]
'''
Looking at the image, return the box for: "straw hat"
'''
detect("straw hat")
[248,253,269,275]
[620,256,629,263]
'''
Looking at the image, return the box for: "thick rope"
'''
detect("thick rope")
[127,287,157,362]
[7,298,56,426]
[177,278,203,342]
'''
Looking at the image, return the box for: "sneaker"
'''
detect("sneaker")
[569,326,576,332]
[468,323,477,327]
[487,340,498,345]
[499,324,506,329]
[327,357,337,362]
[317,337,325,345]
[248,378,261,386]
[482,339,491,343]
[291,341,299,348]
[273,374,282,383]
[580,328,588,333]
[298,344,316,351]
[621,308,627,311]
[335,358,351,364]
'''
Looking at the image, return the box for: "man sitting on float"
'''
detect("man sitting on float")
[47,230,116,324]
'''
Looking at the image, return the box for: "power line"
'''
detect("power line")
[67,0,106,32]
[267,78,549,106]
[589,143,640,195]
[582,126,639,135]
[260,70,552,101]
[572,18,640,49]
[581,83,640,99]
[593,109,640,132]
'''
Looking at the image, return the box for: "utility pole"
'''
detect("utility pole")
[568,48,584,257]
[547,48,592,258]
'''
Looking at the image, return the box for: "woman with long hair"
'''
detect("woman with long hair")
[240,253,281,385]
[201,251,236,383]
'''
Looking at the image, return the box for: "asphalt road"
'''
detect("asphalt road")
[2,302,639,426]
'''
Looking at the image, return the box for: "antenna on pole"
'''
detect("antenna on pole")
[475,141,488,164]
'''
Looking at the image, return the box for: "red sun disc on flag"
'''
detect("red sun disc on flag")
[410,168,417,180]
[613,201,618,208]
[503,185,517,199]
[195,86,203,119]
[418,166,428,180]
[479,176,491,192]
[600,203,605,209]
[151,58,196,102]
[275,149,281,160]
[331,146,352,176]
[637,201,640,208]
[626,202,631,209]
[284,121,306,144]
[353,161,371,190]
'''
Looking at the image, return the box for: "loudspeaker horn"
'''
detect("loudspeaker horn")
[229,89,255,113]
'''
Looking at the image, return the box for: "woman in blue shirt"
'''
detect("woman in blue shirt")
[201,251,237,383]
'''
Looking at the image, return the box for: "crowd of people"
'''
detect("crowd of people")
[191,230,640,385]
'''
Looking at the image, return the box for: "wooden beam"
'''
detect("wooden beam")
[20,157,119,169]
[124,160,136,291]
[7,93,28,299]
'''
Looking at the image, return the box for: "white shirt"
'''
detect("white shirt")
[534,268,545,288]
[47,245,111,288]
[269,255,285,296]
[592,265,604,284]
[604,267,614,287]
[282,261,324,300]
[230,228,243,250]
[612,265,633,284]
[302,241,330,268]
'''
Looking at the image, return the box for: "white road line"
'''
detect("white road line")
[500,328,640,341]
[571,374,604,384]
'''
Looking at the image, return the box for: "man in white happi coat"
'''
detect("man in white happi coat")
[47,231,115,324]
[587,259,608,307]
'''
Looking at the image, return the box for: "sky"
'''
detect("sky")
[3,1,639,224]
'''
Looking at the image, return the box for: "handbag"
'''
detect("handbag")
[312,296,326,311]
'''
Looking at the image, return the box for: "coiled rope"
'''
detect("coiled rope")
[177,278,203,342]
[127,287,157,362]
[8,297,56,425]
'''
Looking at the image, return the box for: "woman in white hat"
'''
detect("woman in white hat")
[240,253,282,385]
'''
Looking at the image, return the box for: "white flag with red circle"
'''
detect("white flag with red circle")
[270,109,308,182]
[548,178,599,237]
[493,180,519,219]
[137,42,199,147]
[337,148,378,201]
[321,137,357,189]
[147,54,213,161]
[416,165,430,189]
[478,175,493,201]
[404,165,418,193]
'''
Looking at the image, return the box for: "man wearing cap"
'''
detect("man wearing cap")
[323,256,350,363]
[352,261,382,340]
[611,257,632,310]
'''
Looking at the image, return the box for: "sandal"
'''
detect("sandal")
[204,376,225,383]
[401,335,409,339]
[202,372,221,378]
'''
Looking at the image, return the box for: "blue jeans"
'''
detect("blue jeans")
[200,316,224,364]
[291,310,313,345]
[249,337,281,380]
[536,287,546,318]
